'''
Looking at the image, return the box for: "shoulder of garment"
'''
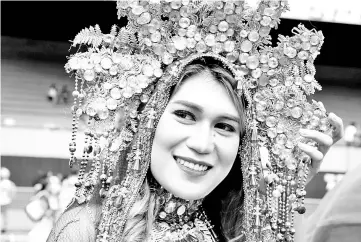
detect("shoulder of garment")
[47,199,100,242]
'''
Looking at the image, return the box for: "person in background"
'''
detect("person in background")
[58,169,78,214]
[47,84,58,103]
[302,164,361,242]
[57,84,70,105]
[28,172,61,242]
[344,122,357,146]
[0,167,17,233]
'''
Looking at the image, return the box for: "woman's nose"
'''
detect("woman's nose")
[185,125,215,154]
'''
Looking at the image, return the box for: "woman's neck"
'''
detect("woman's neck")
[152,186,203,228]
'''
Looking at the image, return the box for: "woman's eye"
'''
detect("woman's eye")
[215,123,235,132]
[174,110,195,121]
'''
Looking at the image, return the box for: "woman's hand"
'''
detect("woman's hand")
[297,113,344,183]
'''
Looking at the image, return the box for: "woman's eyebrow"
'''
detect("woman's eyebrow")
[172,100,240,124]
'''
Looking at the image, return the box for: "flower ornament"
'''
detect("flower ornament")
[65,1,330,241]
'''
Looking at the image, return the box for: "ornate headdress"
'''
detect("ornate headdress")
[66,1,330,241]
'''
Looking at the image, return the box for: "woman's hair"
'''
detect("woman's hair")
[122,59,246,242]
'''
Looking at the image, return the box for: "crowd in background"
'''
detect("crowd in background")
[46,83,70,105]
[0,167,77,241]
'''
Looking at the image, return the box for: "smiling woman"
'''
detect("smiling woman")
[151,62,244,200]
[47,1,344,242]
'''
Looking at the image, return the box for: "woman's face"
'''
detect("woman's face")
[151,71,241,200]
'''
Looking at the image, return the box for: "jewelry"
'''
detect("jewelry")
[149,187,217,242]
[64,1,333,241]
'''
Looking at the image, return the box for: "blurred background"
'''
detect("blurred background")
[1,1,361,241]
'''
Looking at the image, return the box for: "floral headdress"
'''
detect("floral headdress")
[66,1,330,241]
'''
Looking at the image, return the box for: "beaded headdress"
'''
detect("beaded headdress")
[66,0,330,241]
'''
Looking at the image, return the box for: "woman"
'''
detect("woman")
[48,1,343,241]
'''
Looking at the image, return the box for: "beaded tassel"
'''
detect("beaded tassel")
[100,157,108,199]
[69,78,82,168]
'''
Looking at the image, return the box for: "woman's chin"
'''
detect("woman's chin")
[162,182,210,200]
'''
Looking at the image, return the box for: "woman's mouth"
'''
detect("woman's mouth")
[174,156,212,175]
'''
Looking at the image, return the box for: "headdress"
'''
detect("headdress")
[65,1,330,241]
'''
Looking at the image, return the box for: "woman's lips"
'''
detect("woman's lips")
[174,156,212,176]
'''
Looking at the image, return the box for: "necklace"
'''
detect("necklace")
[149,187,218,242]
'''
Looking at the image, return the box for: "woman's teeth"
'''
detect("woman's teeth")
[176,158,208,171]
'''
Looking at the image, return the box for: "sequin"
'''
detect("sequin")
[83,69,95,82]
[170,0,181,9]
[297,51,309,60]
[179,17,190,28]
[246,55,259,69]
[310,116,320,127]
[302,42,311,50]
[310,35,320,45]
[205,34,216,47]
[137,74,149,88]
[106,98,117,110]
[291,106,303,119]
[101,57,112,69]
[224,2,235,14]
[259,74,269,86]
[240,40,252,52]
[294,77,303,85]
[251,68,262,78]
[85,104,97,117]
[218,21,229,32]
[274,100,284,110]
[178,28,187,37]
[186,25,197,37]
[112,53,123,64]
[257,112,267,122]
[238,52,249,64]
[239,30,248,38]
[266,127,277,139]
[284,77,293,87]
[173,36,187,50]
[169,11,181,22]
[132,5,145,15]
[260,54,268,63]
[253,92,263,102]
[110,87,122,100]
[164,201,177,213]
[90,53,102,64]
[217,33,227,42]
[177,205,186,215]
[162,52,174,65]
[97,108,109,120]
[259,26,271,37]
[109,66,118,76]
[256,101,267,111]
[268,57,278,68]
[304,74,313,83]
[224,41,235,52]
[248,30,260,42]
[196,41,207,53]
[76,108,83,117]
[153,68,163,78]
[226,28,234,36]
[266,116,277,127]
[209,25,218,34]
[212,43,224,53]
[123,86,133,98]
[137,12,151,25]
[261,16,271,26]
[140,94,149,103]
[226,52,238,63]
[194,32,202,41]
[151,31,161,43]
[284,46,297,58]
